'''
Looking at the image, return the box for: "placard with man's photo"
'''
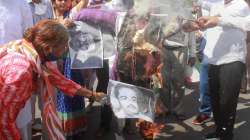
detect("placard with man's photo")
[107,80,159,122]
[68,21,103,69]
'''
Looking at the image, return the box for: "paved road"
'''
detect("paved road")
[33,89,250,140]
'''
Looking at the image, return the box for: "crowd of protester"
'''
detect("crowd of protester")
[0,0,250,140]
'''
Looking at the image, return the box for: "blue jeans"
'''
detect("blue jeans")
[199,62,212,115]
[198,37,212,115]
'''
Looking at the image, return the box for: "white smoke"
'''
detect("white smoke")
[133,0,151,16]
[134,0,195,18]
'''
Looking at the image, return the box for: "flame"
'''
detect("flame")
[136,120,165,139]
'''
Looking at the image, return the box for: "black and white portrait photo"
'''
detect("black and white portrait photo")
[68,21,103,69]
[108,80,158,122]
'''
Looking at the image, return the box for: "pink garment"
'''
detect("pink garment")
[0,40,81,140]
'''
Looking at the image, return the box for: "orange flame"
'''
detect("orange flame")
[136,120,165,140]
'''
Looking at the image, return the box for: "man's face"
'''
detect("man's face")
[118,88,139,115]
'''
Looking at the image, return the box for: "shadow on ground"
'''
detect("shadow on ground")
[32,90,250,140]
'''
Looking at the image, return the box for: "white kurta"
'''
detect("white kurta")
[0,0,33,136]
[203,0,250,65]
[198,0,224,16]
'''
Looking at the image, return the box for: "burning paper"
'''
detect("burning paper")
[108,80,158,122]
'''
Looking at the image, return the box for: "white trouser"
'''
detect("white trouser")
[16,98,32,140]
[19,122,32,140]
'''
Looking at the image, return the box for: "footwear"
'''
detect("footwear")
[192,114,212,125]
[204,132,220,140]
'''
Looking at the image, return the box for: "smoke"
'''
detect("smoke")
[134,0,194,18]
[117,0,196,49]
[133,0,151,16]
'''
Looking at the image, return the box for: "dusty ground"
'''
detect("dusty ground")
[32,89,250,140]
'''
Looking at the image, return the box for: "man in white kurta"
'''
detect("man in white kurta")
[192,0,224,125]
[192,0,250,139]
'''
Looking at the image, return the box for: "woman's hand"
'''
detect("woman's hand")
[61,19,75,28]
[76,88,106,102]
[92,92,106,102]
[56,18,75,29]
[75,0,89,11]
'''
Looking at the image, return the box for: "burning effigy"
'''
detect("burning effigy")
[68,0,196,139]
[113,0,196,139]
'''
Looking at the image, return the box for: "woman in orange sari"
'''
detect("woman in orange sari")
[0,19,104,140]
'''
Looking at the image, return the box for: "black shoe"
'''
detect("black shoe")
[204,132,220,140]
